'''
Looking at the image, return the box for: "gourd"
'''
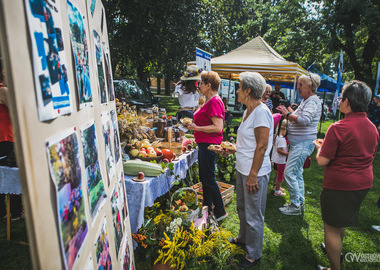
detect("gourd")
[123,159,164,177]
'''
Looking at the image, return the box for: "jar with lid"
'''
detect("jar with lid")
[146,109,153,119]
[159,108,166,118]
[153,106,159,118]
[156,119,166,138]
[139,108,146,116]
[167,116,173,127]
[174,128,180,142]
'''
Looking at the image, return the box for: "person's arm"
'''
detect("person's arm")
[246,127,269,194]
[186,116,223,133]
[277,147,288,156]
[0,86,8,108]
[313,143,331,167]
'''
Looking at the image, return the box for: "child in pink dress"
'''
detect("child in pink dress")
[272,119,289,196]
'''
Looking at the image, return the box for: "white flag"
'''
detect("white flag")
[332,51,344,116]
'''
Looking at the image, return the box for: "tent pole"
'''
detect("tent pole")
[318,89,327,135]
[291,75,297,103]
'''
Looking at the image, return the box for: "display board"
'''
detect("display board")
[0,0,134,269]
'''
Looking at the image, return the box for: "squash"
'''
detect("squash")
[123,159,164,177]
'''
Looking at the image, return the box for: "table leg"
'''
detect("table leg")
[6,194,10,242]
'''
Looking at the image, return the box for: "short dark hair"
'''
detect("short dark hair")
[201,71,221,92]
[342,80,372,112]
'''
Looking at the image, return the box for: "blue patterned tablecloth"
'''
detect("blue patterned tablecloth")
[125,149,198,233]
[0,166,21,195]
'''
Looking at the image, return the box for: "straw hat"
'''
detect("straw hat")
[181,65,203,81]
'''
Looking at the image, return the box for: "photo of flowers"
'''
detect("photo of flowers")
[110,185,123,256]
[46,128,88,270]
[67,0,93,108]
[80,121,106,221]
[103,44,115,102]
[93,30,107,104]
[95,217,112,270]
[121,239,131,270]
[25,0,72,121]
[110,110,120,164]
[102,112,116,183]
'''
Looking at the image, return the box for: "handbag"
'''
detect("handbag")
[303,156,311,169]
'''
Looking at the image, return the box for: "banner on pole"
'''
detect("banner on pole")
[375,62,380,96]
[332,50,344,116]
[196,48,211,71]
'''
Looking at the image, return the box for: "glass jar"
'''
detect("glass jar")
[140,108,146,116]
[156,119,165,138]
[146,109,153,119]
[159,108,166,118]
[153,106,159,117]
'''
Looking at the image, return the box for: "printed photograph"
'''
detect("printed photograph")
[122,242,130,270]
[103,47,115,102]
[47,129,88,270]
[25,0,72,121]
[67,0,93,107]
[110,110,120,164]
[118,172,128,226]
[95,218,112,270]
[90,0,96,16]
[80,122,106,220]
[102,113,116,182]
[110,186,123,256]
[93,30,107,104]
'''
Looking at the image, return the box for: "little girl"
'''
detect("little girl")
[272,119,289,196]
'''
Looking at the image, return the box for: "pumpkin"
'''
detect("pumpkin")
[161,149,174,161]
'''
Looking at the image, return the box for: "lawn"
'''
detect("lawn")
[1,95,379,269]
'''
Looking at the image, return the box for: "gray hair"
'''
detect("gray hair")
[299,73,321,93]
[239,72,266,99]
[342,80,372,112]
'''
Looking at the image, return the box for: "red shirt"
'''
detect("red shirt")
[320,112,379,191]
[193,96,224,144]
[0,104,14,142]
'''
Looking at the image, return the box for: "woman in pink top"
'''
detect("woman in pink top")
[186,71,227,221]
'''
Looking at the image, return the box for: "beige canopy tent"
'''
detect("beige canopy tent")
[189,36,308,83]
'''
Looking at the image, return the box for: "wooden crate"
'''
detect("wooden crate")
[191,181,234,206]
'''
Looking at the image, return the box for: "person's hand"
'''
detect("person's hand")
[313,139,323,150]
[219,148,236,157]
[246,174,259,194]
[185,123,197,131]
[276,105,288,115]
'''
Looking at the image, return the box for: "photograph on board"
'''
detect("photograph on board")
[110,185,123,256]
[25,0,72,121]
[47,128,88,270]
[90,0,96,17]
[121,237,131,270]
[80,121,106,221]
[93,30,107,104]
[118,171,128,226]
[67,0,93,107]
[103,43,115,102]
[110,110,120,164]
[95,218,112,270]
[101,112,116,182]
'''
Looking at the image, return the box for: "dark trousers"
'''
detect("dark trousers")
[0,194,22,218]
[378,195,380,208]
[198,143,225,217]
[176,110,194,122]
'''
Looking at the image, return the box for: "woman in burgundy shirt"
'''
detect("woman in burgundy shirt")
[186,71,227,221]
[314,81,379,270]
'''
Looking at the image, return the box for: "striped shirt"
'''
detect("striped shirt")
[288,95,322,141]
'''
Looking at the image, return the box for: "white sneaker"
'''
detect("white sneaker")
[372,225,380,232]
[283,202,304,212]
[216,212,228,222]
[279,203,301,215]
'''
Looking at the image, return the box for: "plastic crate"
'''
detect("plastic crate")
[191,181,234,206]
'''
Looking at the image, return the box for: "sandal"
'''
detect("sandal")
[229,237,244,245]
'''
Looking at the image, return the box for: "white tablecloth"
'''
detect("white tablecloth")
[0,166,21,194]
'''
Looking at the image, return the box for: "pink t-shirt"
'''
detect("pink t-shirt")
[193,96,225,144]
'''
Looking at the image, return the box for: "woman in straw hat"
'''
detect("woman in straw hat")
[173,65,201,121]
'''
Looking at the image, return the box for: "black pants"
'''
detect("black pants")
[0,141,17,167]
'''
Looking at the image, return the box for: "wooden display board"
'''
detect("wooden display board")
[0,0,134,269]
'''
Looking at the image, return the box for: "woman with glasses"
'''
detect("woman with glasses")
[276,73,322,215]
[313,81,378,270]
[186,71,227,221]
[261,84,273,113]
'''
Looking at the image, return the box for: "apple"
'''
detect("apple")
[137,172,145,179]
[140,148,147,152]
[129,148,139,157]
[147,149,157,157]
[138,151,147,158]
[141,140,151,149]
[154,148,162,156]
[146,146,154,152]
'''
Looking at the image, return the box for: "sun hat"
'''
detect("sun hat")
[181,65,203,81]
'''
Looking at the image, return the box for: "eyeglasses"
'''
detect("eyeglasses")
[309,74,314,89]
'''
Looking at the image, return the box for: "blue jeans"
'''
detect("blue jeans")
[198,143,226,217]
[284,138,315,208]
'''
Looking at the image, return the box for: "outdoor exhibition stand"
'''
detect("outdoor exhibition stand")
[0,1,134,269]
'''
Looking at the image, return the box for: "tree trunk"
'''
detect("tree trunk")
[164,77,171,96]
[157,76,161,95]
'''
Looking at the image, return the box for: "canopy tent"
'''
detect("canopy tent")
[188,36,309,83]
[317,73,344,93]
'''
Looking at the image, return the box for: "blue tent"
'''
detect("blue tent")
[317,73,344,93]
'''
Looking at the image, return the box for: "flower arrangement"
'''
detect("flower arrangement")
[183,68,203,78]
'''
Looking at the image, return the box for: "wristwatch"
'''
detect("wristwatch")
[286,112,291,118]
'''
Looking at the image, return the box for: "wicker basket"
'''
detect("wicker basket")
[170,187,200,222]
[191,181,234,206]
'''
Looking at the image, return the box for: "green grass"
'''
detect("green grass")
[1,96,379,269]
